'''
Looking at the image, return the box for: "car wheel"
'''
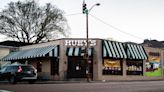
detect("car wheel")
[9,76,17,84]
[28,80,36,84]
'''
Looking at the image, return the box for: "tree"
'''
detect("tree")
[0,0,69,43]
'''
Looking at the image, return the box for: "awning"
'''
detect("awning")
[66,47,93,57]
[103,40,148,60]
[2,45,59,61]
[103,40,127,58]
[126,44,148,59]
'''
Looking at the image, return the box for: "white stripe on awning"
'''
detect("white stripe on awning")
[127,44,135,59]
[138,45,148,59]
[103,46,107,57]
[126,44,148,59]
[115,42,123,58]
[103,40,147,60]
[103,40,127,58]
[68,47,74,56]
[112,42,120,58]
[108,41,116,58]
[66,47,93,57]
[119,42,127,58]
[131,44,139,59]
[136,45,145,59]
[133,45,141,59]
[74,48,80,56]
[104,41,112,57]
[2,45,59,61]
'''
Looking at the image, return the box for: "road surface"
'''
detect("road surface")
[1,81,164,92]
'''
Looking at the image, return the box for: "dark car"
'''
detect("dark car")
[0,64,37,84]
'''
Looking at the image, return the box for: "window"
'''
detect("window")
[126,60,143,75]
[103,59,122,75]
[51,58,59,75]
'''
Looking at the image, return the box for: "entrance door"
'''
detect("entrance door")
[67,57,92,78]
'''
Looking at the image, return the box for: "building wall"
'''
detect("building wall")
[144,46,163,79]
[58,39,67,80]
[19,39,66,80]
[93,39,103,80]
[97,46,164,81]
[0,48,10,57]
[101,59,162,81]
[29,58,52,80]
[0,48,10,67]
[8,38,164,81]
[161,50,164,79]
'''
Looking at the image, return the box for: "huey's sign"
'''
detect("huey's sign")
[65,40,96,46]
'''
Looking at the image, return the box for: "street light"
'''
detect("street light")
[82,2,100,82]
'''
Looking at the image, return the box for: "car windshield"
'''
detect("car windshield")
[21,66,34,71]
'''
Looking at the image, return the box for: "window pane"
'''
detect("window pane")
[102,59,122,75]
[126,60,143,75]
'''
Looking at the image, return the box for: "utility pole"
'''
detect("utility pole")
[82,1,100,82]
[82,0,90,82]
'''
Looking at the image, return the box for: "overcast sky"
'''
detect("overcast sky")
[0,0,164,43]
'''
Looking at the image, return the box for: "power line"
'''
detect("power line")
[64,12,144,40]
[89,14,144,40]
[65,13,82,16]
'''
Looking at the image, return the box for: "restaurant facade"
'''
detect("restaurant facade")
[2,38,164,81]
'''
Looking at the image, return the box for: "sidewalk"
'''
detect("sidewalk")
[0,80,95,84]
[35,79,164,84]
[1,79,164,84]
[36,78,97,84]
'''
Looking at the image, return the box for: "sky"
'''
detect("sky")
[0,0,164,43]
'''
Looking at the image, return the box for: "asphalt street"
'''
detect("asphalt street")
[1,81,164,92]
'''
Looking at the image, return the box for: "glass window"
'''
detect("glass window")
[126,60,143,75]
[103,59,122,75]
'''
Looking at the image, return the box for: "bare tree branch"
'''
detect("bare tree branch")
[0,0,69,43]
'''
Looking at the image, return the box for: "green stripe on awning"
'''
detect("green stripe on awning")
[66,47,93,57]
[2,45,59,61]
[108,41,116,58]
[103,40,127,59]
[115,42,123,58]
[127,44,135,59]
[119,42,127,58]
[126,44,148,60]
[138,45,148,59]
[104,40,112,57]
[112,42,120,58]
[103,40,148,60]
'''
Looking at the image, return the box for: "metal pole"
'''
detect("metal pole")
[82,2,100,82]
[86,11,90,82]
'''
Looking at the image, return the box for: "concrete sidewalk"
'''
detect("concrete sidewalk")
[0,79,164,84]
[33,79,164,84]
[0,80,95,84]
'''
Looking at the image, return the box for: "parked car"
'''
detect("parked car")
[0,64,37,84]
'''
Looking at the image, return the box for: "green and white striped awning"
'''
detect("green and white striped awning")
[2,45,59,61]
[103,40,148,60]
[103,40,127,58]
[66,47,93,57]
[126,44,148,60]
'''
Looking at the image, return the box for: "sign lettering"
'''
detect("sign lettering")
[65,40,96,46]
